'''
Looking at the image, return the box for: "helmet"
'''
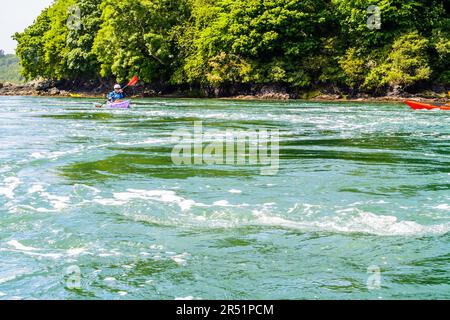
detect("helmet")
[114,84,121,89]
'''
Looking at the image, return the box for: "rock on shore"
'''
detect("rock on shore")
[0,79,70,97]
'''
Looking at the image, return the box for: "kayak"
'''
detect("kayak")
[404,100,450,111]
[106,100,131,109]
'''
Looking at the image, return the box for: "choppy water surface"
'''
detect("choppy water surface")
[0,96,449,299]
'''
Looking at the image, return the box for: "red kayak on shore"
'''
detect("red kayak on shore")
[404,100,450,111]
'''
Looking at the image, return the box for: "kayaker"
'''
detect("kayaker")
[107,84,126,103]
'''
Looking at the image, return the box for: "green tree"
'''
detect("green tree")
[180,0,334,88]
[11,0,449,92]
[66,0,103,81]
[364,32,432,91]
[14,7,52,80]
[0,54,23,83]
[92,0,190,83]
[15,0,103,81]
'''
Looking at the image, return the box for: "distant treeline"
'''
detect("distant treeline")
[0,50,23,83]
[13,0,450,94]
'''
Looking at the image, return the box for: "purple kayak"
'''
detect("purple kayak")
[106,100,131,109]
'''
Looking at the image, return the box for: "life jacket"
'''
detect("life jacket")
[108,91,125,102]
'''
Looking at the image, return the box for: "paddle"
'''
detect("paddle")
[94,76,139,108]
[122,75,139,90]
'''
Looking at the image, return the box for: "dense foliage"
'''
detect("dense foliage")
[0,51,23,83]
[13,0,450,94]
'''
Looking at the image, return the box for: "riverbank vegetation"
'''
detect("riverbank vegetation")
[12,0,450,97]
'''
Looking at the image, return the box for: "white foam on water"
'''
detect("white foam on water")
[7,240,37,251]
[0,165,12,174]
[433,204,450,211]
[27,184,45,194]
[67,248,86,256]
[93,198,127,206]
[98,253,116,257]
[213,200,231,206]
[228,189,242,194]
[170,252,189,266]
[0,275,19,285]
[0,177,21,199]
[288,203,322,217]
[97,249,121,257]
[30,146,90,161]
[175,296,194,300]
[113,189,199,211]
[30,152,45,159]
[42,193,70,211]
[117,137,170,146]
[263,203,277,207]
[254,211,450,236]
[19,185,71,212]
[73,184,101,195]
[89,186,449,237]
[2,245,62,259]
[4,240,87,259]
[36,207,59,213]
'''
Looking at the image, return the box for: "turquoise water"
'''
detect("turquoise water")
[0,96,449,300]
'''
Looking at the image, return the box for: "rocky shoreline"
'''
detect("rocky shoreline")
[0,80,74,97]
[0,80,448,103]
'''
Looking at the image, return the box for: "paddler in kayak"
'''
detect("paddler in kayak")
[94,76,139,108]
[107,84,126,103]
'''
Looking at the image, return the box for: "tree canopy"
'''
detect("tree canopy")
[13,0,450,94]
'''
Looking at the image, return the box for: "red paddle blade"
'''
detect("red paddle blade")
[127,76,139,87]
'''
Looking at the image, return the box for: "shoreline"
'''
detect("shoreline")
[0,92,446,104]
[0,81,448,104]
